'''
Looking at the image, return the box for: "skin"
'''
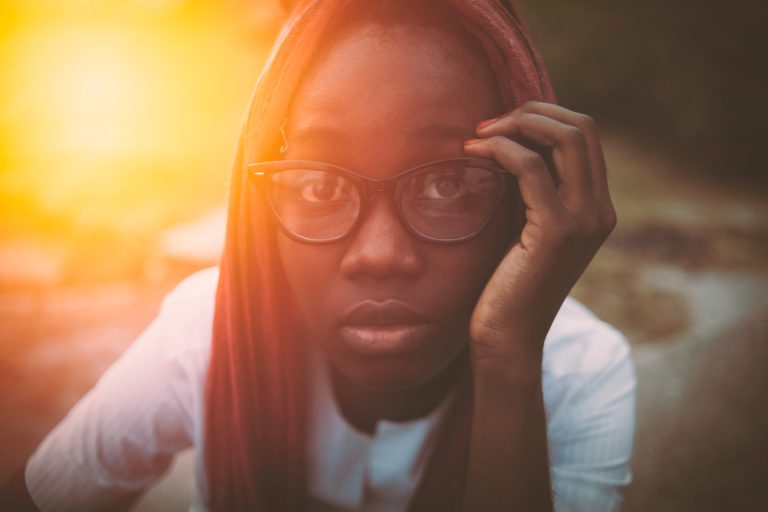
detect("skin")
[279,22,516,430]
[278,10,616,512]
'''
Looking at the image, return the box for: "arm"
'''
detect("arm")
[464,311,637,512]
[22,286,203,512]
[463,344,552,511]
[461,102,618,511]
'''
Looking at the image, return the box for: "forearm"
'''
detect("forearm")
[462,352,553,512]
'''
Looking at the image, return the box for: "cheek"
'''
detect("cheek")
[451,198,518,282]
[422,225,514,322]
[277,234,339,326]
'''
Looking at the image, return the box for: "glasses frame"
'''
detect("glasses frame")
[248,157,510,244]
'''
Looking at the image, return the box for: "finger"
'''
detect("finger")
[480,102,610,203]
[518,102,610,203]
[475,111,594,212]
[515,102,616,233]
[462,136,568,224]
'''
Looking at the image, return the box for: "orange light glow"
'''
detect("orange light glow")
[1,0,281,238]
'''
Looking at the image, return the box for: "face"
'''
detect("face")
[276,21,518,391]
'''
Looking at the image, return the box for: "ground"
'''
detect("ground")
[1,133,766,510]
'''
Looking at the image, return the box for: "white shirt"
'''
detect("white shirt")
[26,267,636,512]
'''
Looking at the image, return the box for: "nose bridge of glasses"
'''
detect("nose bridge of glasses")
[359,175,399,198]
[371,180,386,193]
[360,176,394,195]
[353,175,409,233]
[352,188,414,248]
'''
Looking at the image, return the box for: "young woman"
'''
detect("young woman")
[15,0,636,510]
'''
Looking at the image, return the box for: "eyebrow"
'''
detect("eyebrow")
[289,122,472,145]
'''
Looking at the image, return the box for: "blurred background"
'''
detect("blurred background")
[1,0,766,510]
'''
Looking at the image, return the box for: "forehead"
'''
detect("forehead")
[285,23,502,177]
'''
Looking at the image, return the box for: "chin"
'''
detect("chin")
[329,342,464,392]
[348,359,433,391]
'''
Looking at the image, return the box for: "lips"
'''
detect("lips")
[339,300,431,356]
[341,300,428,327]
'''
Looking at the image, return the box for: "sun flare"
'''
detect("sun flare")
[1,1,280,235]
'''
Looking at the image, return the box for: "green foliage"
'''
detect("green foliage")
[517,0,767,183]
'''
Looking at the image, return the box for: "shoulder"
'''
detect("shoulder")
[159,265,219,316]
[543,298,637,509]
[22,268,222,508]
[543,296,632,380]
[542,296,636,435]
[154,266,220,360]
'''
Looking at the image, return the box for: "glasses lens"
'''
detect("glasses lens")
[268,169,360,240]
[401,163,503,240]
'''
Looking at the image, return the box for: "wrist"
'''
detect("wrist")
[469,340,544,385]
[469,310,553,380]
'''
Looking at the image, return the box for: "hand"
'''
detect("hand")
[462,101,617,368]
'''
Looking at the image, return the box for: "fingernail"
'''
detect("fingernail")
[464,138,481,146]
[476,117,499,130]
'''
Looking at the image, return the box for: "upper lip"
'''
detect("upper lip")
[341,300,428,327]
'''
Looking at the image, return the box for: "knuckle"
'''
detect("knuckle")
[562,125,587,147]
[580,215,603,238]
[490,111,513,126]
[578,205,618,242]
[497,112,515,127]
[486,135,507,148]
[577,113,598,132]
[510,109,528,124]
[562,212,606,244]
[552,215,581,243]
[601,204,618,233]
[520,150,546,172]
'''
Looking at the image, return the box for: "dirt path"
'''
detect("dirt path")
[625,269,768,511]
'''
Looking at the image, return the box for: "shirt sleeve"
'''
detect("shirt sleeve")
[24,294,198,512]
[547,324,637,512]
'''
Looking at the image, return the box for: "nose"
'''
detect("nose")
[340,193,424,280]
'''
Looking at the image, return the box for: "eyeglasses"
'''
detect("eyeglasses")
[248,157,510,244]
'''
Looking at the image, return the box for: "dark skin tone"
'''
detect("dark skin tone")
[0,10,616,512]
[278,17,616,512]
[280,22,515,431]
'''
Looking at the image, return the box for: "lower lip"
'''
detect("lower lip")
[339,323,431,356]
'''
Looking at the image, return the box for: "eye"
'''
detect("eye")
[299,174,352,203]
[416,169,468,200]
